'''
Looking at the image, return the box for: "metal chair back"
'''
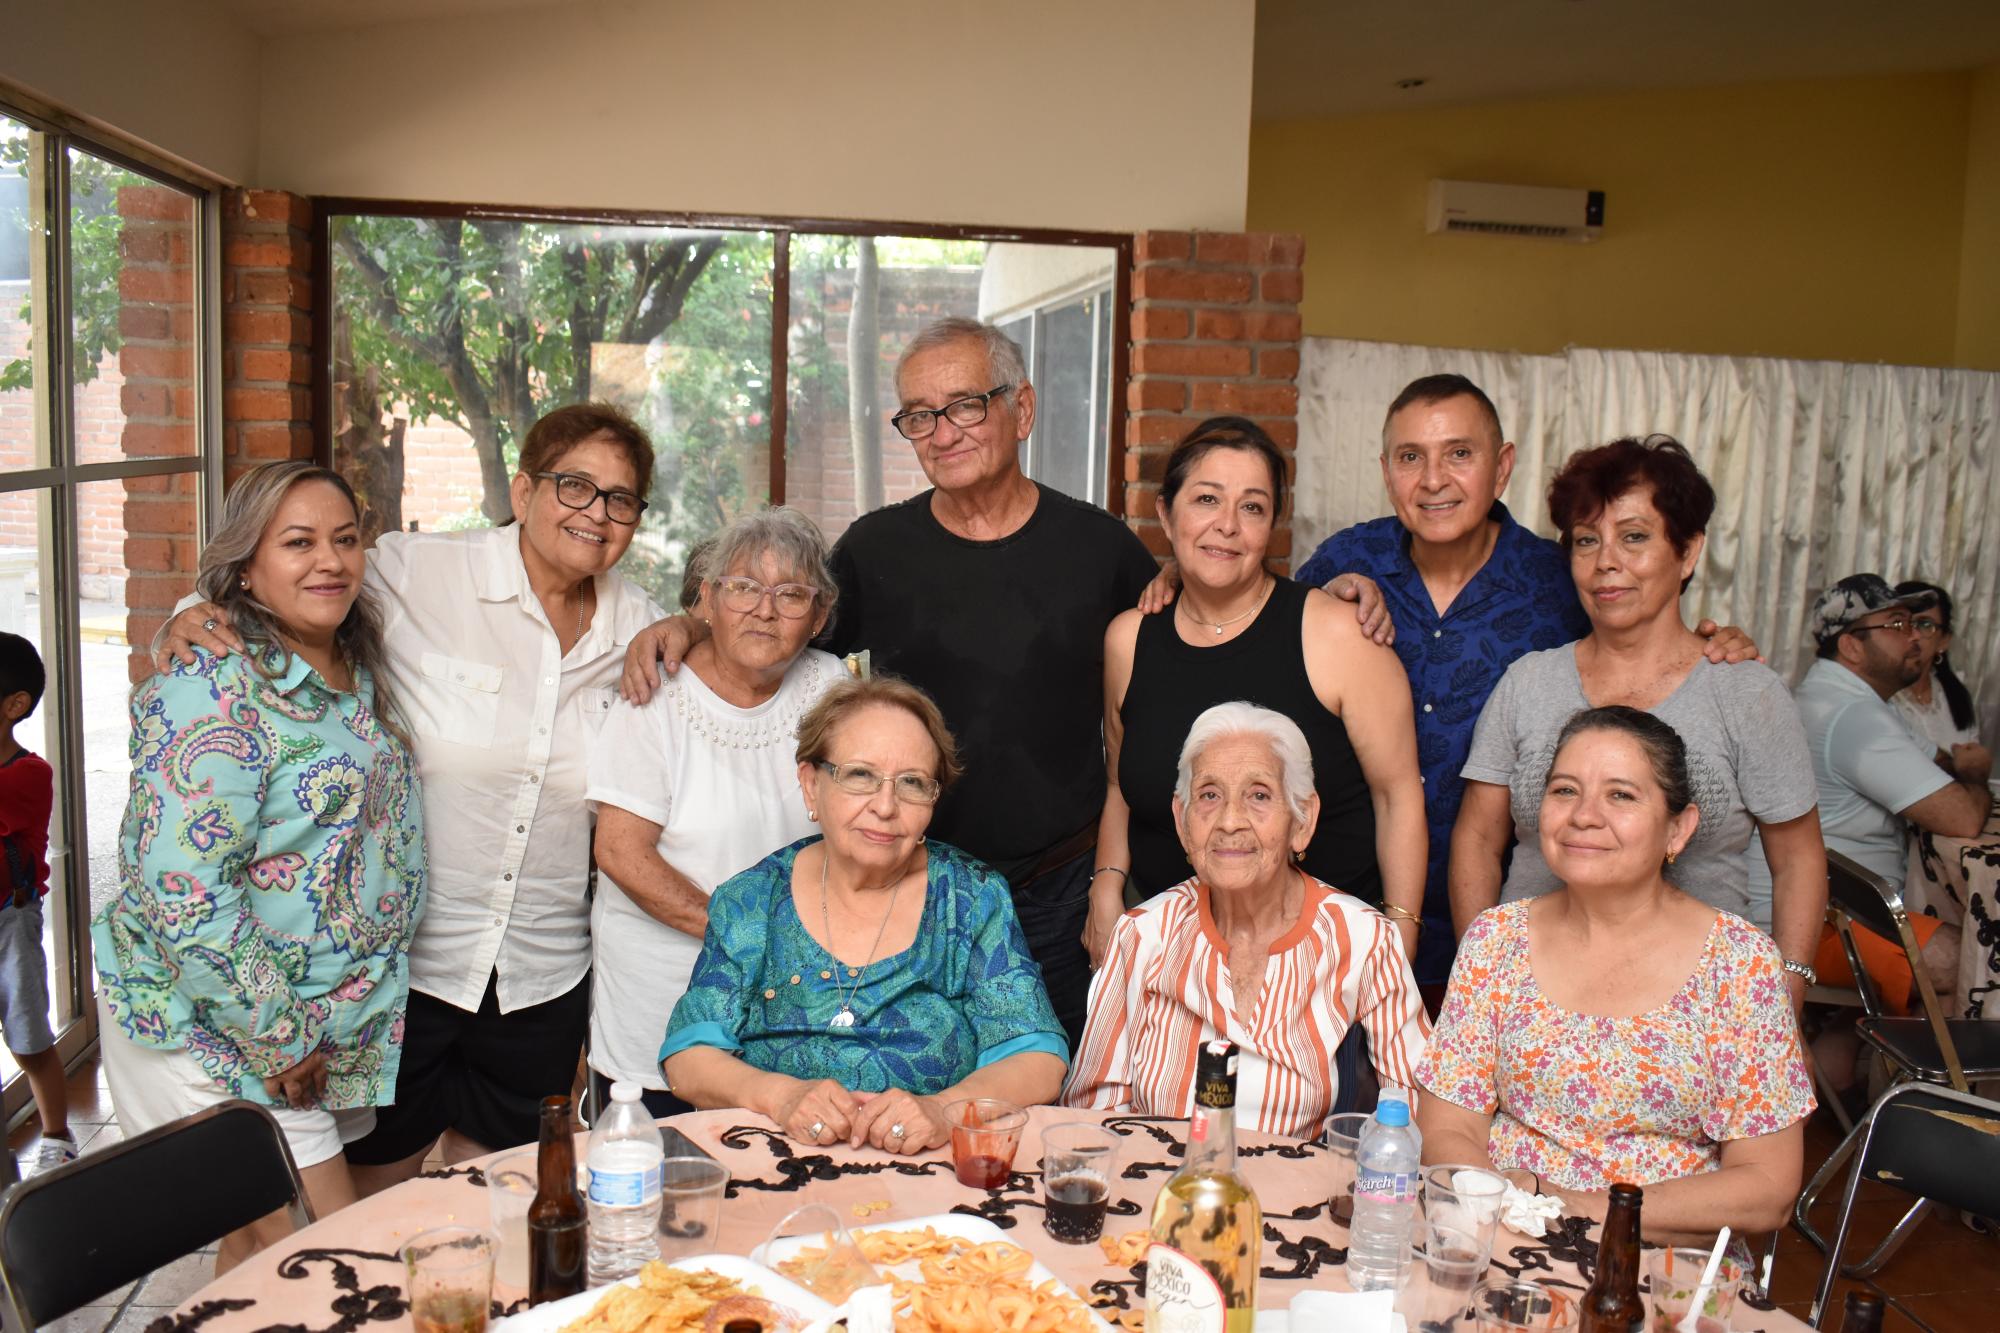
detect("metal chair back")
[0,1099,313,1331]
[1822,850,1967,1090]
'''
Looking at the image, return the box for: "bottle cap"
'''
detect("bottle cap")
[1374,1098,1410,1127]
[609,1081,643,1103]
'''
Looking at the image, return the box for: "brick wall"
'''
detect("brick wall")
[221,190,314,477]
[1122,230,1304,569]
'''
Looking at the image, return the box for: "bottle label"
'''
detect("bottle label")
[1354,1164,1415,1204]
[587,1160,662,1206]
[1146,1243,1227,1331]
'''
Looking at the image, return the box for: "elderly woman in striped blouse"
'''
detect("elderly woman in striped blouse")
[1063,702,1430,1139]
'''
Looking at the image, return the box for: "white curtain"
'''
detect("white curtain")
[1295,337,2000,745]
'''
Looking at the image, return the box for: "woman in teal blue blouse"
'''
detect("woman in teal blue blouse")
[93,462,424,1271]
[660,676,1066,1155]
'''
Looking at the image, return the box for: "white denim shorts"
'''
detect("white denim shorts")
[96,993,375,1168]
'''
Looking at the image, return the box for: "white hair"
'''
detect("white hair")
[1174,702,1316,823]
[894,317,1029,393]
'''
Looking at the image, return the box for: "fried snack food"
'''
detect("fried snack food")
[1096,1230,1148,1268]
[558,1262,748,1333]
[783,1230,1100,1332]
[701,1295,802,1332]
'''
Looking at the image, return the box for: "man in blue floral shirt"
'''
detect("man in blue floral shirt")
[1295,374,1752,998]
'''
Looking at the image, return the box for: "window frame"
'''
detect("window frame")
[0,99,222,1122]
[309,199,1134,517]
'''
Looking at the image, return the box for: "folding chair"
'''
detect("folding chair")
[0,1099,314,1332]
[1805,1083,2000,1329]
[1788,851,2000,1276]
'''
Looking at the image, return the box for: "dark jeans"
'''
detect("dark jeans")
[1012,846,1097,1056]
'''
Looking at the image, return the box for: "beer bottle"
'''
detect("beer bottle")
[1578,1183,1645,1333]
[528,1095,588,1306]
[1837,1292,1885,1333]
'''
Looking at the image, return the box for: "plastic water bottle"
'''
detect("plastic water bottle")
[1345,1096,1420,1292]
[585,1081,664,1284]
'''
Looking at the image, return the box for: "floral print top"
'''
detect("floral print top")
[1417,901,1813,1189]
[93,646,425,1109]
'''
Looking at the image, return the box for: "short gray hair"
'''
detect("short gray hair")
[1174,702,1316,823]
[894,317,1029,395]
[697,506,838,614]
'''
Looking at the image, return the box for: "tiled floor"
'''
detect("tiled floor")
[9,1055,1997,1331]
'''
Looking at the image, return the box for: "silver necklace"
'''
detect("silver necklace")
[1177,575,1274,637]
[819,845,904,1028]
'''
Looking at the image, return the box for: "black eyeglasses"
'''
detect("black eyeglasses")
[889,384,1013,440]
[534,471,648,525]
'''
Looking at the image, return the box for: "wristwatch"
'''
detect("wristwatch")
[1780,957,1817,986]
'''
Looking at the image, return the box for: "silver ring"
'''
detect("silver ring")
[889,1122,906,1139]
[202,617,218,632]
[809,1120,825,1139]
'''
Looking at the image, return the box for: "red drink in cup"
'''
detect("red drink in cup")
[945,1098,1028,1190]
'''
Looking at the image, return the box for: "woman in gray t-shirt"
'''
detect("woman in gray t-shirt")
[1450,436,1825,996]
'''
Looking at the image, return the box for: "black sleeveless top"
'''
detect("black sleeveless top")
[1117,576,1382,904]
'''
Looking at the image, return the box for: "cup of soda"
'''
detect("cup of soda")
[402,1225,495,1333]
[1038,1122,1120,1244]
[944,1097,1028,1189]
[1321,1111,1373,1227]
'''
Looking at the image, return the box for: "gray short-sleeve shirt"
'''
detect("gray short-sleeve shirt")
[1461,644,1819,918]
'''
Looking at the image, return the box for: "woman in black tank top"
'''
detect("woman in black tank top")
[1084,418,1428,970]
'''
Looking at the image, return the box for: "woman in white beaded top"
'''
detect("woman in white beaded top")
[585,507,846,1113]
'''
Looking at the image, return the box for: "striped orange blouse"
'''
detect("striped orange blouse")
[1061,874,1431,1140]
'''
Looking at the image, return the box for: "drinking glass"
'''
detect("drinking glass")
[1039,1122,1120,1244]
[402,1225,495,1333]
[483,1150,537,1290]
[1471,1279,1578,1332]
[1422,1163,1509,1266]
[1395,1228,1488,1333]
[944,1097,1028,1189]
[1644,1246,1744,1333]
[752,1203,882,1304]
[658,1155,729,1259]
[1322,1111,1373,1228]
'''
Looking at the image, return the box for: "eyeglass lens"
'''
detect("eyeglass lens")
[822,762,940,804]
[716,577,816,618]
[551,473,644,524]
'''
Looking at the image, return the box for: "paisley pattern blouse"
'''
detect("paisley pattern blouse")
[1417,901,1814,1190]
[93,646,426,1109]
[659,837,1067,1094]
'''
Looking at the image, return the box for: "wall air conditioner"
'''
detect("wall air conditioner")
[1426,180,1605,242]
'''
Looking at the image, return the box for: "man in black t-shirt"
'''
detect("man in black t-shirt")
[626,318,1156,1050]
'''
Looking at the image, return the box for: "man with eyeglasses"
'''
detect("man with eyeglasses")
[1775,574,1992,886]
[626,317,1157,1051]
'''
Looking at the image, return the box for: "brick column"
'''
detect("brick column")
[116,185,198,679]
[1124,231,1304,569]
[223,189,314,477]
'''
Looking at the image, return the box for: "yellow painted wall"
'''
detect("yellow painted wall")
[1250,72,1986,369]
[1958,64,2000,369]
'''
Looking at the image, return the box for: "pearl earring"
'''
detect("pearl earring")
[806,808,817,821]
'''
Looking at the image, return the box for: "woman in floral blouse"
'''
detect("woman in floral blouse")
[94,462,424,1271]
[1418,705,1811,1243]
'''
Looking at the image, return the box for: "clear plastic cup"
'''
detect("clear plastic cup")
[483,1149,537,1290]
[402,1225,495,1333]
[1322,1110,1373,1228]
[944,1097,1028,1189]
[1423,1163,1509,1266]
[1395,1229,1488,1331]
[752,1202,882,1304]
[1644,1246,1744,1333]
[658,1155,729,1259]
[1471,1279,1578,1332]
[1039,1121,1120,1244]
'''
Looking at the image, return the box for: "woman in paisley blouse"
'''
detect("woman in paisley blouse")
[660,676,1067,1155]
[1418,706,1812,1242]
[94,462,424,1270]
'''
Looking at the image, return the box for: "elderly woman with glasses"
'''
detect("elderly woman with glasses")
[585,507,847,1116]
[660,676,1068,1154]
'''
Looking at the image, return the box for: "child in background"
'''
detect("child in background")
[0,632,73,1173]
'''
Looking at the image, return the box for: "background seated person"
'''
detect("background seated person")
[1419,706,1812,1243]
[1064,702,1429,1141]
[660,676,1067,1155]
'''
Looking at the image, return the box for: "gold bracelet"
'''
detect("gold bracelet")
[1381,904,1424,931]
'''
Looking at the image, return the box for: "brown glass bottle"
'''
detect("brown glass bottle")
[528,1095,588,1306]
[1837,1292,1885,1333]
[1578,1183,1645,1333]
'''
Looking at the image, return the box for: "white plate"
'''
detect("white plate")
[760,1211,1115,1331]
[490,1253,836,1332]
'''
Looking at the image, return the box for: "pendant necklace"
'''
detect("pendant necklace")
[1177,575,1274,637]
[819,845,904,1028]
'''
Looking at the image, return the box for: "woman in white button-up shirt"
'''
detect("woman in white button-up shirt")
[156,404,667,1191]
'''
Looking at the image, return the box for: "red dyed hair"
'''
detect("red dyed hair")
[1547,434,1714,555]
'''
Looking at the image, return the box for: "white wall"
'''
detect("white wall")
[253,0,1255,232]
[0,0,259,183]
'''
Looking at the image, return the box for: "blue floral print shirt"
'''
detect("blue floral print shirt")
[659,837,1068,1094]
[93,645,426,1109]
[1295,502,1590,985]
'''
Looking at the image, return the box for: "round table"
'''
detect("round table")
[168,1107,1811,1330]
[1904,791,2000,1019]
